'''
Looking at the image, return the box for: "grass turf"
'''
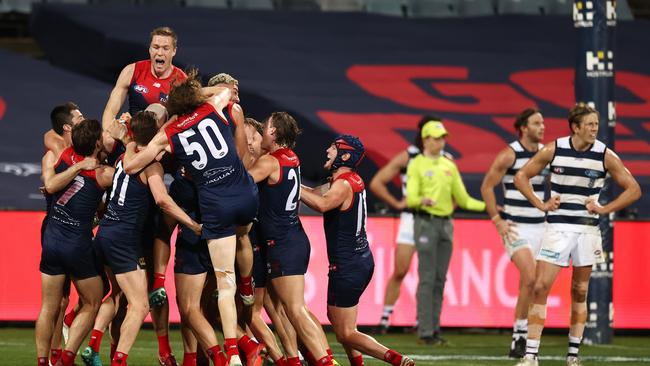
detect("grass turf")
[2,327,649,366]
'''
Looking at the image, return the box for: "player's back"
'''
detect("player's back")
[501,140,547,224]
[46,147,104,240]
[258,148,302,239]
[323,171,370,265]
[128,60,186,114]
[97,156,152,242]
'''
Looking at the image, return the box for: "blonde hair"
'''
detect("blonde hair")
[208,73,239,87]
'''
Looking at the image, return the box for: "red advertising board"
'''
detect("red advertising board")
[1,212,648,328]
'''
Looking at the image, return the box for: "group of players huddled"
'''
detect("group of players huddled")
[35,26,416,366]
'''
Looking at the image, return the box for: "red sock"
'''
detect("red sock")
[224,338,239,358]
[326,349,333,359]
[350,355,364,366]
[158,334,173,356]
[383,350,403,366]
[111,351,128,365]
[153,273,166,290]
[239,275,254,296]
[207,345,227,366]
[183,352,198,366]
[316,355,333,366]
[63,309,77,327]
[287,357,301,366]
[304,351,317,366]
[37,357,48,366]
[237,335,259,356]
[89,329,104,352]
[50,349,62,365]
[61,350,76,366]
[274,357,286,366]
[110,343,118,360]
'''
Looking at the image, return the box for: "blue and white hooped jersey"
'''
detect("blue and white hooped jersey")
[547,136,607,234]
[323,171,370,266]
[501,140,547,224]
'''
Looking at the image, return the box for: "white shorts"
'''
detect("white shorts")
[504,223,545,258]
[395,212,415,246]
[536,228,605,267]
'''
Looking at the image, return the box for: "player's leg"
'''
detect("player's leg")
[207,235,241,365]
[150,214,176,307]
[430,219,453,344]
[565,265,591,364]
[62,275,103,365]
[82,268,120,366]
[235,224,255,306]
[265,287,298,359]
[379,243,416,333]
[307,308,335,362]
[35,273,66,365]
[112,268,149,365]
[509,246,536,358]
[249,287,284,364]
[328,305,413,366]
[180,321,199,366]
[270,276,328,363]
[50,294,69,365]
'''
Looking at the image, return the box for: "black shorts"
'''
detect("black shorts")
[266,226,310,280]
[95,235,146,275]
[40,234,99,280]
[327,251,374,308]
[174,236,212,275]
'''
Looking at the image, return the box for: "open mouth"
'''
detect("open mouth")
[155,58,165,66]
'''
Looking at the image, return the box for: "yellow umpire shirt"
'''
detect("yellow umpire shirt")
[406,154,485,216]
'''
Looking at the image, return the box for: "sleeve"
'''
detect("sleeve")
[450,163,486,212]
[405,157,422,209]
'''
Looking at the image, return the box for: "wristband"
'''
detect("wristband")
[491,214,501,222]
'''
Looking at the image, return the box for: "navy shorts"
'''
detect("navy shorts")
[266,226,310,280]
[174,236,212,275]
[200,178,259,240]
[40,234,99,280]
[95,234,146,275]
[249,224,267,287]
[327,251,374,308]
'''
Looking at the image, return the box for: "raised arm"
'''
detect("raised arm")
[123,132,170,174]
[300,179,350,213]
[481,147,514,220]
[230,103,249,161]
[586,149,642,214]
[206,87,232,113]
[514,142,559,212]
[369,150,408,211]
[43,130,66,157]
[102,63,135,131]
[42,151,99,194]
[145,162,202,236]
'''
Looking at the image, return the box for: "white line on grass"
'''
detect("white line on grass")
[404,355,650,362]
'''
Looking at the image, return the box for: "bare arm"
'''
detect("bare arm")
[42,152,99,194]
[206,87,232,113]
[300,179,350,213]
[247,154,276,184]
[123,132,170,175]
[44,130,66,157]
[102,63,135,131]
[586,149,642,214]
[145,162,202,235]
[230,103,250,161]
[95,165,116,190]
[481,147,514,218]
[514,143,559,212]
[369,151,408,211]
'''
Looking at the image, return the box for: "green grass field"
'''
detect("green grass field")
[2,327,649,366]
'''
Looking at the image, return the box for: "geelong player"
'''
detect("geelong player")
[124,70,258,366]
[480,108,547,358]
[513,104,641,366]
[246,112,332,366]
[36,119,115,366]
[300,135,415,366]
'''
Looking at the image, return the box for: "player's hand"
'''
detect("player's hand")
[541,195,560,212]
[395,198,408,211]
[117,112,132,124]
[496,219,518,242]
[421,198,436,207]
[192,223,203,236]
[107,119,127,141]
[585,198,606,215]
[79,157,99,171]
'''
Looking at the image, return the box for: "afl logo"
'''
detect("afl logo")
[134,84,149,94]
[553,167,564,174]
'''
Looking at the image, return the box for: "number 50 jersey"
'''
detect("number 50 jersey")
[165,103,258,239]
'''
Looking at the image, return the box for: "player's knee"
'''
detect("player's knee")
[216,268,237,300]
[335,329,353,345]
[532,279,551,298]
[571,281,588,302]
[393,267,409,281]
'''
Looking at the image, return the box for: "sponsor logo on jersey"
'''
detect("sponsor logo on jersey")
[134,84,149,94]
[153,82,161,88]
[553,167,564,174]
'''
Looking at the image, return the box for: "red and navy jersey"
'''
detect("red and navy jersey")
[164,103,251,223]
[323,172,370,265]
[222,102,239,136]
[258,148,302,239]
[97,156,152,242]
[127,60,187,114]
[169,170,201,246]
[46,147,104,240]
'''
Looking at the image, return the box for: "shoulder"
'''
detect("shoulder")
[274,148,299,167]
